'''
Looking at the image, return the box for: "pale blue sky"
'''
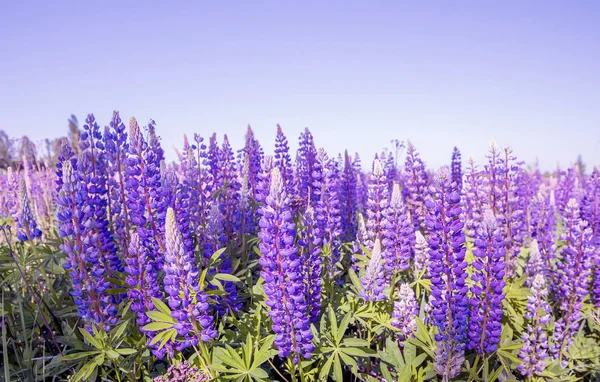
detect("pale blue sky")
[1,1,599,171]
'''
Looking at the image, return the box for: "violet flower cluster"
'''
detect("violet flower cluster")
[258,167,315,361]
[382,183,412,280]
[518,274,552,378]
[391,283,418,344]
[468,210,506,354]
[425,167,468,379]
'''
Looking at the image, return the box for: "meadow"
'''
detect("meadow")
[0,111,599,381]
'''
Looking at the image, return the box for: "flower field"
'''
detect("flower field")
[1,111,599,381]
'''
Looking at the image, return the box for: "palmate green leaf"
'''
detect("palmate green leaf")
[60,351,100,361]
[333,353,343,382]
[71,361,97,382]
[214,273,242,283]
[116,348,137,355]
[142,322,174,331]
[110,320,129,341]
[342,338,370,347]
[106,349,120,360]
[340,347,376,357]
[209,247,228,265]
[327,305,339,344]
[251,335,277,369]
[151,297,172,316]
[146,310,176,324]
[336,312,351,344]
[319,354,334,380]
[79,328,103,350]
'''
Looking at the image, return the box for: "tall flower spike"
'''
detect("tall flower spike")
[365,157,389,248]
[297,128,319,207]
[426,167,468,379]
[299,206,322,323]
[339,150,358,241]
[403,141,428,231]
[518,274,552,378]
[315,149,342,276]
[382,183,412,281]
[391,283,418,344]
[468,210,506,354]
[413,230,430,279]
[258,167,314,361]
[463,156,484,237]
[273,125,295,197]
[551,199,593,365]
[164,208,216,351]
[451,147,462,192]
[16,179,42,241]
[360,238,386,302]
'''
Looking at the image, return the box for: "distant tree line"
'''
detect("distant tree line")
[0,115,81,170]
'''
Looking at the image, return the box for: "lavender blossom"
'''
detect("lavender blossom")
[382,183,412,281]
[153,361,210,382]
[463,156,484,237]
[468,210,506,354]
[551,199,593,364]
[315,149,342,276]
[164,208,216,350]
[296,128,319,207]
[339,150,358,241]
[360,238,386,302]
[391,283,418,344]
[425,167,468,379]
[365,158,389,247]
[273,125,295,197]
[451,147,462,192]
[413,230,430,279]
[258,167,314,360]
[299,206,322,323]
[518,274,552,378]
[403,141,428,231]
[16,180,42,241]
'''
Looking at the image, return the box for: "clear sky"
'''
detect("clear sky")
[1,1,599,171]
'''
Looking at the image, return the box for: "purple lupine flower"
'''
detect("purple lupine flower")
[125,231,167,358]
[384,151,397,191]
[296,128,319,207]
[382,183,412,281]
[468,210,506,354]
[256,155,274,206]
[258,167,314,361]
[207,133,221,190]
[273,125,295,197]
[103,111,131,249]
[551,199,593,364]
[353,153,367,212]
[555,168,581,217]
[525,240,544,280]
[339,150,358,241]
[56,159,116,330]
[529,188,557,278]
[16,180,42,241]
[164,207,216,350]
[403,141,428,232]
[153,361,210,382]
[365,157,389,248]
[241,125,263,201]
[351,213,369,272]
[79,114,122,277]
[360,238,386,302]
[1,168,20,220]
[425,167,468,379]
[391,283,418,344]
[315,149,342,276]
[215,135,241,241]
[451,147,462,192]
[463,156,484,238]
[580,168,600,307]
[204,204,240,314]
[299,206,322,323]
[518,274,552,378]
[127,117,165,253]
[413,230,430,279]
